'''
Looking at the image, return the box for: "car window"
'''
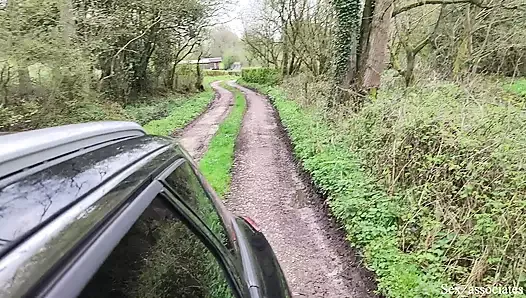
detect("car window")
[78,196,235,298]
[163,162,229,246]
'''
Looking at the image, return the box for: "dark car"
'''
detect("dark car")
[0,122,290,298]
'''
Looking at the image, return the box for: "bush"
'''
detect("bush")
[348,83,526,292]
[241,67,281,85]
[204,70,229,76]
[125,96,185,125]
[173,64,201,93]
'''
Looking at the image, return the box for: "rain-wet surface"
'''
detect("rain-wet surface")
[225,82,379,298]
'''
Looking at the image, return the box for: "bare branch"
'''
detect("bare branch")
[393,0,522,16]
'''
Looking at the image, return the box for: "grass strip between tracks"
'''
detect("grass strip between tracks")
[199,81,246,197]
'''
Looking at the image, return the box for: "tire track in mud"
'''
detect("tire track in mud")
[226,82,379,298]
[178,81,234,161]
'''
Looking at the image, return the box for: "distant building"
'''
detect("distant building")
[230,62,242,71]
[179,57,222,70]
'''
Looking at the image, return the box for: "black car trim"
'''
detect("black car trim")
[36,181,164,298]
[232,219,263,292]
[162,190,246,298]
[160,160,235,250]
[157,157,186,180]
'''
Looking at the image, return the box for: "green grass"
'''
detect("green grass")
[203,75,238,84]
[199,82,245,197]
[143,90,214,136]
[505,78,526,97]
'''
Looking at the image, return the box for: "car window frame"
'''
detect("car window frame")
[33,174,245,298]
[161,189,246,297]
[159,159,235,249]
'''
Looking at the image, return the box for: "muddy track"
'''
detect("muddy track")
[178,81,234,161]
[226,82,378,298]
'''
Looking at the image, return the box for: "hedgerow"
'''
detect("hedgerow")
[143,90,214,136]
[204,70,241,77]
[240,77,526,297]
[240,80,444,297]
[241,68,281,85]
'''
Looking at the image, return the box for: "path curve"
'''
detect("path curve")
[178,81,233,160]
[226,82,378,298]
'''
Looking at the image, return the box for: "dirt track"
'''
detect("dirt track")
[178,81,233,160]
[226,82,378,297]
[177,80,378,297]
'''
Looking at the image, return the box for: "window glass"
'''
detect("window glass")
[164,162,228,245]
[78,197,235,298]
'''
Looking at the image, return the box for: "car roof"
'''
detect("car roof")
[0,121,145,179]
[0,122,178,254]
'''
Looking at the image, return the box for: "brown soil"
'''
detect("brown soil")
[178,81,234,160]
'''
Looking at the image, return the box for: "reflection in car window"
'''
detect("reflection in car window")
[78,197,234,298]
[164,162,228,246]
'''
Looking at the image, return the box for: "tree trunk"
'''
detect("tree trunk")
[195,52,204,91]
[171,62,178,91]
[281,32,290,76]
[288,54,296,75]
[332,0,361,89]
[359,0,393,90]
[17,64,31,96]
[405,51,416,86]
[357,0,375,75]
[131,40,155,98]
[60,0,75,44]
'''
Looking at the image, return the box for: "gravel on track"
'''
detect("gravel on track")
[225,82,379,298]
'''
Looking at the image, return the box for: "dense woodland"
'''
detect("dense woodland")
[0,0,234,130]
[2,0,526,296]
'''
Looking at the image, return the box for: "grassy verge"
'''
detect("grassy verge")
[143,90,214,136]
[199,82,246,197]
[125,94,198,126]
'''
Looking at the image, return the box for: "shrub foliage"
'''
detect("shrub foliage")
[241,68,281,85]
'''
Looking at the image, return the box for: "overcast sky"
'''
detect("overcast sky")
[223,0,249,37]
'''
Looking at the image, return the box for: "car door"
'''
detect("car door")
[73,188,244,298]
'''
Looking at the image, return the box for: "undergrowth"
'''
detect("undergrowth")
[199,81,245,197]
[505,78,526,98]
[239,76,526,297]
[125,95,190,126]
